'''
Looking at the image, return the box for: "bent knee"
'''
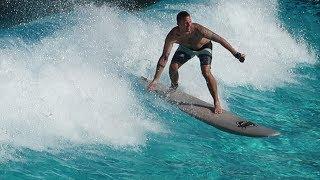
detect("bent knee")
[170,63,179,72]
[201,69,212,78]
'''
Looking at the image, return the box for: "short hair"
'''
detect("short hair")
[176,11,190,23]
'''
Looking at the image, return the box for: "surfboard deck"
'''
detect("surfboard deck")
[141,76,280,137]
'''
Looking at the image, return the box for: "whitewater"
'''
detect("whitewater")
[0,0,319,178]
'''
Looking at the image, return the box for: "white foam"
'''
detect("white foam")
[0,0,317,160]
[147,0,316,104]
[0,6,166,158]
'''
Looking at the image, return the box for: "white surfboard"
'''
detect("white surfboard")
[141,76,280,137]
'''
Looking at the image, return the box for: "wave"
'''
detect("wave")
[0,0,158,28]
[0,5,166,160]
[0,0,317,160]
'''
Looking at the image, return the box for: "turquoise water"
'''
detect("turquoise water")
[0,0,319,179]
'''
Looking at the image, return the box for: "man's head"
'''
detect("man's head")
[176,11,192,33]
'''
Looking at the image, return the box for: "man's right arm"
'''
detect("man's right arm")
[148,31,175,90]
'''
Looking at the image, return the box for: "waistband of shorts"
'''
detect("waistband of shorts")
[178,42,212,57]
[193,41,212,51]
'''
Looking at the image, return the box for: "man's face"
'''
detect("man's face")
[178,16,192,33]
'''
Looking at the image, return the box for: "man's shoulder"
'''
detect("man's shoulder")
[193,23,204,30]
[167,26,179,37]
[193,23,213,35]
[169,26,179,34]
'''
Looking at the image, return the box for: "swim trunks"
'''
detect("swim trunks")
[171,41,212,66]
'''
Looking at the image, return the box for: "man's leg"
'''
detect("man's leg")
[201,65,223,114]
[198,52,223,114]
[169,50,192,89]
[169,62,182,88]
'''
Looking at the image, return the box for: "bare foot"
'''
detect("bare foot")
[214,103,223,114]
[147,80,157,91]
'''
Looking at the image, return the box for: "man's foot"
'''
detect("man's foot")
[167,83,178,93]
[214,103,223,114]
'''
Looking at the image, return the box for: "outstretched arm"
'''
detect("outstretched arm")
[195,24,245,62]
[148,31,175,90]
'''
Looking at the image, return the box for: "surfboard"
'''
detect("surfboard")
[141,76,280,137]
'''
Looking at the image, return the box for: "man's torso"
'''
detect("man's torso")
[171,24,210,50]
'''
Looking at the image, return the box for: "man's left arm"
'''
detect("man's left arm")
[195,23,245,62]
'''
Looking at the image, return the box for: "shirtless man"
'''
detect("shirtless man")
[147,11,245,114]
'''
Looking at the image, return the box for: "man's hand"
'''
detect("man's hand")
[234,52,246,63]
[147,80,158,91]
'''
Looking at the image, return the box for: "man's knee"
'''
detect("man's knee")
[201,66,212,79]
[170,63,179,72]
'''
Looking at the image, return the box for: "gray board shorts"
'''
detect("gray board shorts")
[171,41,212,66]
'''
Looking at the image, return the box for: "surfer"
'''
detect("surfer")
[148,11,245,114]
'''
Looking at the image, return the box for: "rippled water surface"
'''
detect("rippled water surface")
[0,0,319,178]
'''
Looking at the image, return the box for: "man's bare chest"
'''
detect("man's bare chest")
[176,31,203,45]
